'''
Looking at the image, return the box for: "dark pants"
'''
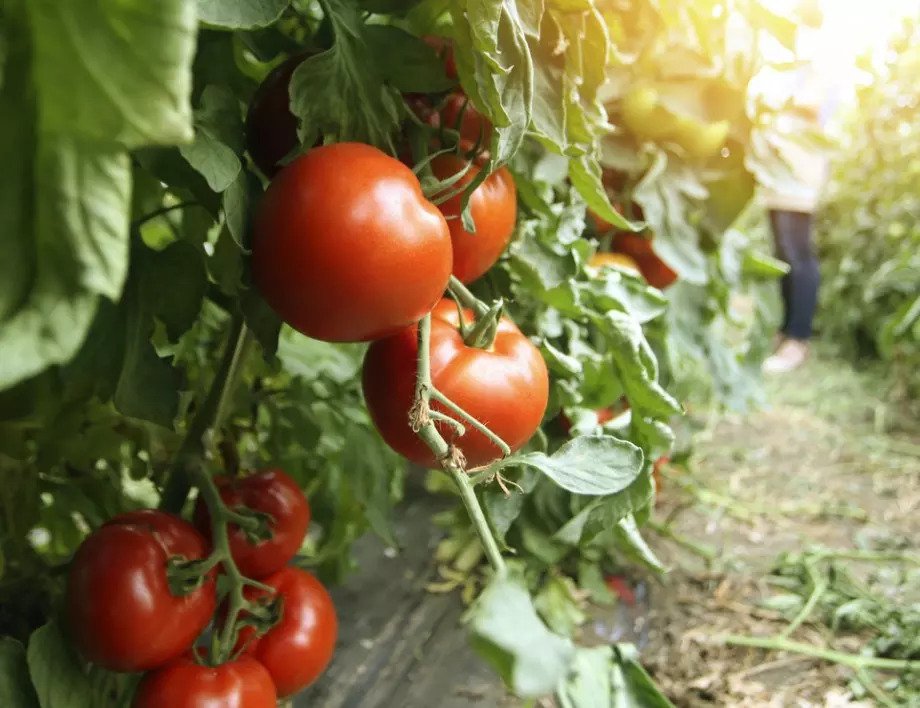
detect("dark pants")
[769,210,819,340]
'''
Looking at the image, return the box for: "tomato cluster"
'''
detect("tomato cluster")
[248,39,546,470]
[67,470,336,705]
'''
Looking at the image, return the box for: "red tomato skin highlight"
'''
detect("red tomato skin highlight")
[132,654,277,708]
[239,567,338,698]
[362,299,549,468]
[251,143,453,343]
[194,468,310,579]
[67,510,216,673]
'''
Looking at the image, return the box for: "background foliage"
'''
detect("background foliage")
[816,14,920,411]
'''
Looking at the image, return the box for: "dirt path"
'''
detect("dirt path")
[642,351,920,706]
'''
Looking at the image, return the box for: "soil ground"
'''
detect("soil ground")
[643,349,920,706]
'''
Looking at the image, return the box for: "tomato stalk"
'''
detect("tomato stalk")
[411,314,507,575]
[189,466,277,664]
[160,313,251,513]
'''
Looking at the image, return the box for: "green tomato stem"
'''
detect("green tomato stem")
[448,275,490,317]
[429,389,510,458]
[160,313,249,513]
[721,634,917,672]
[412,314,507,576]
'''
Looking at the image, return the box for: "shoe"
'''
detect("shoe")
[762,338,809,374]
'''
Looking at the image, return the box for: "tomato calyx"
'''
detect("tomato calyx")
[166,554,220,597]
[227,505,275,545]
[459,298,504,349]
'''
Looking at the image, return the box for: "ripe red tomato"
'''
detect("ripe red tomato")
[238,567,337,698]
[431,155,516,283]
[67,510,216,672]
[194,469,309,580]
[612,232,678,289]
[245,52,312,178]
[252,143,453,342]
[362,299,548,468]
[133,654,277,708]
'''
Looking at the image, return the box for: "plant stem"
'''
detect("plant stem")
[430,390,510,457]
[448,275,490,316]
[189,466,257,664]
[411,314,507,576]
[131,201,200,230]
[449,465,505,572]
[160,312,248,513]
[779,559,826,638]
[722,635,917,672]
[646,521,717,562]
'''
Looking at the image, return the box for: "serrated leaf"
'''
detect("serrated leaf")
[507,435,644,496]
[599,311,681,419]
[27,622,93,708]
[467,576,574,698]
[197,0,289,29]
[0,638,39,708]
[289,0,402,150]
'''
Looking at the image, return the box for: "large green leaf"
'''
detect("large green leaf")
[29,0,196,147]
[0,0,196,391]
[197,0,289,28]
[467,576,574,698]
[27,622,93,708]
[501,435,644,496]
[0,638,38,708]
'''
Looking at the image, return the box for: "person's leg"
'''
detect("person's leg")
[765,210,819,372]
[769,210,794,335]
[777,211,819,339]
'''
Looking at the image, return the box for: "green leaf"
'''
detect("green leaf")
[612,644,676,707]
[466,576,574,698]
[364,26,454,94]
[277,333,365,384]
[506,435,644,496]
[534,575,585,636]
[27,622,94,708]
[613,514,664,572]
[0,638,39,708]
[139,240,207,341]
[1,0,197,391]
[197,0,289,29]
[557,645,613,708]
[599,311,681,419]
[179,129,241,192]
[742,250,790,279]
[569,156,635,231]
[113,283,180,427]
[29,0,196,147]
[289,0,402,150]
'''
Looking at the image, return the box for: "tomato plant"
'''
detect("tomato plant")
[0,0,803,704]
[66,511,215,672]
[251,142,453,342]
[194,468,309,579]
[133,654,277,708]
[363,298,549,468]
[238,567,338,698]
